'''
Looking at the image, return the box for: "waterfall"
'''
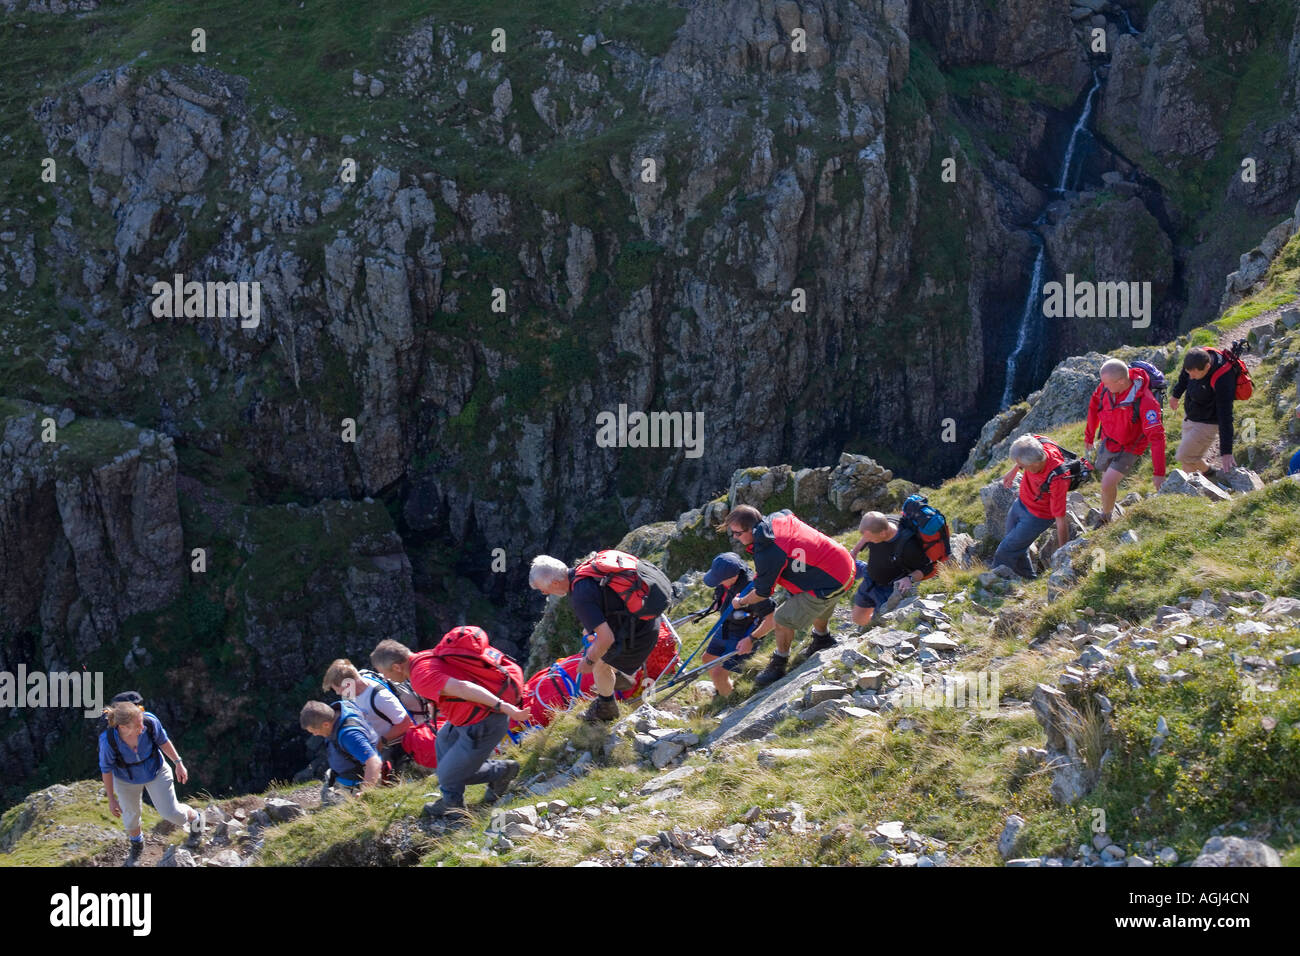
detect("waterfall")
[1001,240,1047,409]
[1000,71,1102,407]
[1055,72,1102,196]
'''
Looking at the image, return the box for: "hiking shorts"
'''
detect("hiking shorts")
[852,576,896,610]
[601,616,661,675]
[1095,446,1139,476]
[1176,420,1218,469]
[774,588,844,632]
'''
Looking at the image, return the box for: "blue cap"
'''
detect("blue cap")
[703,552,748,588]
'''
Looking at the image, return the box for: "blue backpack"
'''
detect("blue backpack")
[1130,361,1167,408]
[897,495,951,580]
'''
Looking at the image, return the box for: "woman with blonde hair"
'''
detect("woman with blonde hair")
[98,695,203,865]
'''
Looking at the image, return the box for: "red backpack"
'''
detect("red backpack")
[519,621,680,729]
[572,550,672,620]
[399,714,447,769]
[1208,347,1253,401]
[429,626,525,724]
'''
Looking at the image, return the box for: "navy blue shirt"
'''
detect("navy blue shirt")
[98,712,168,785]
[568,569,643,637]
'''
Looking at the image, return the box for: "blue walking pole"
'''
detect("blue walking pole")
[672,582,754,678]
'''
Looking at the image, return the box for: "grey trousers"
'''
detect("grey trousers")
[434,711,512,804]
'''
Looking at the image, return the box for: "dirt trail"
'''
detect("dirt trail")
[92,785,322,867]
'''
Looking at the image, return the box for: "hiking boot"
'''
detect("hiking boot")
[423,798,468,819]
[752,654,788,688]
[797,630,837,663]
[484,760,521,804]
[186,809,205,846]
[582,696,620,723]
[613,672,637,693]
[127,840,143,866]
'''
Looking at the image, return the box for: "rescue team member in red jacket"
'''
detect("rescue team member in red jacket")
[992,434,1072,579]
[370,635,527,819]
[722,505,855,688]
[1085,358,1167,523]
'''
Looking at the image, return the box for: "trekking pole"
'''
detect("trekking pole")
[671,583,754,679]
[653,619,765,705]
[652,639,763,706]
[669,609,710,627]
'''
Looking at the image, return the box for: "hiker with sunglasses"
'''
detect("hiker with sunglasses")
[721,505,855,687]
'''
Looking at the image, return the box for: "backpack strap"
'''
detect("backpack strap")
[367,684,397,727]
[107,717,158,770]
[333,713,371,778]
[1208,350,1237,389]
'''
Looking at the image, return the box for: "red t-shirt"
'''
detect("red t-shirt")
[408,650,483,726]
[1019,441,1070,520]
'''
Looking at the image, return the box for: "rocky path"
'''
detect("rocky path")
[92,785,321,867]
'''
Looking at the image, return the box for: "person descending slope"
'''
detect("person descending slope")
[371,632,527,819]
[722,506,855,688]
[300,698,382,795]
[1170,344,1251,478]
[98,694,204,865]
[849,510,937,627]
[991,434,1075,579]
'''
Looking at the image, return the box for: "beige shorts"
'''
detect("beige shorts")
[774,588,846,632]
[1176,420,1218,469]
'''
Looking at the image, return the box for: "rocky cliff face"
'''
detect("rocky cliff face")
[4,0,1300,804]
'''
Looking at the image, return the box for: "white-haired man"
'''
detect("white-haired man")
[992,434,1072,578]
[528,552,666,722]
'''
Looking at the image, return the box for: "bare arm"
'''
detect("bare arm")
[360,755,382,790]
[441,677,530,721]
[160,738,188,785]
[102,772,121,817]
[382,716,413,746]
[577,623,616,673]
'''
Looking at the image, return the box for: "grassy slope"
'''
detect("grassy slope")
[8,282,1299,865]
[269,291,1298,867]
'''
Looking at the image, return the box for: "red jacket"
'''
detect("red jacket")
[1019,439,1070,520]
[1084,367,1167,477]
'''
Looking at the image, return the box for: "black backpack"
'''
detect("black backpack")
[1033,437,1095,500]
[99,691,158,769]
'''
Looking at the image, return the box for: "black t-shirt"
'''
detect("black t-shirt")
[864,528,932,586]
[570,573,617,632]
